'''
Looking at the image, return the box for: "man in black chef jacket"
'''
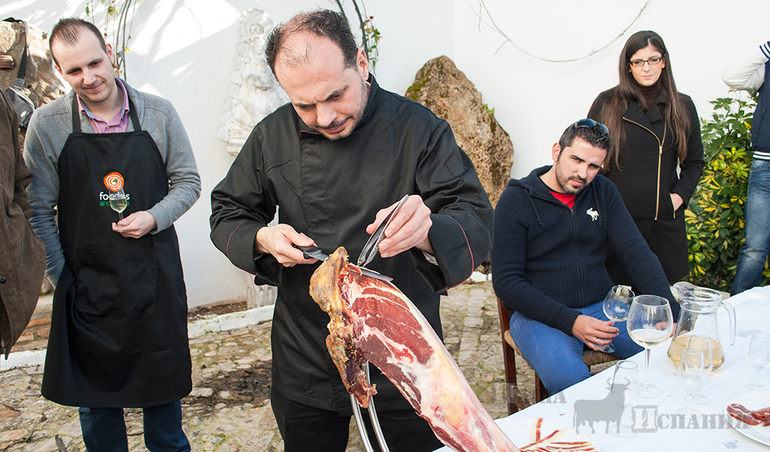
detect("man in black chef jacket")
[24,18,200,451]
[210,9,493,452]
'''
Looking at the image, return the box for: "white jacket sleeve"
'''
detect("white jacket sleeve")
[722,41,769,91]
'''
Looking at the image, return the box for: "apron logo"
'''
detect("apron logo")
[100,172,130,208]
[104,172,124,191]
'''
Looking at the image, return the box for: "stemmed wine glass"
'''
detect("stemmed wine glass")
[747,332,770,391]
[676,346,708,413]
[601,285,635,353]
[686,334,713,377]
[626,294,673,398]
[108,188,128,220]
[610,360,639,437]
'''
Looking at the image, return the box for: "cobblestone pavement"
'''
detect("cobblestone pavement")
[0,280,538,451]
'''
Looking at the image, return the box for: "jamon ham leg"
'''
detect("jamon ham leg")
[309,247,519,452]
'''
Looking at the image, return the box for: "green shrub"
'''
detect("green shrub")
[686,94,763,292]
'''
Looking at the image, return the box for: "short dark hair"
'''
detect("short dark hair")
[558,119,611,154]
[50,18,106,66]
[265,9,358,76]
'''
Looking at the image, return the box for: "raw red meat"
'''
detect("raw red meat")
[727,403,763,426]
[309,247,519,452]
[753,407,770,426]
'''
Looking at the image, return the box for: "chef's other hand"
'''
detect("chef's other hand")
[112,211,157,239]
[366,195,433,258]
[255,225,316,267]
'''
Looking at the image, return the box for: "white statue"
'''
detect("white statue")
[218,9,288,157]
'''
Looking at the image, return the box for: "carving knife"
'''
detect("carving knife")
[295,245,393,282]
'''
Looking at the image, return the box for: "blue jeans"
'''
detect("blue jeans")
[732,159,770,295]
[510,301,642,395]
[79,400,190,452]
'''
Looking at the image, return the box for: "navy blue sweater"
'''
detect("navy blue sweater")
[492,166,677,335]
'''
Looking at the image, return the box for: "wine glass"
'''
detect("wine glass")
[676,346,708,413]
[610,360,639,437]
[686,334,713,377]
[601,285,635,353]
[747,332,770,391]
[626,294,673,398]
[108,188,128,220]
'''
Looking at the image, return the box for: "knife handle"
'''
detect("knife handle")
[293,245,328,261]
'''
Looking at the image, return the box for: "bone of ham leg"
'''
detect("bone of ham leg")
[309,247,519,452]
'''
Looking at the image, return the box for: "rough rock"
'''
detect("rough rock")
[0,20,66,111]
[1,19,66,158]
[406,56,513,207]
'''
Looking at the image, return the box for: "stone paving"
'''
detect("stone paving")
[0,280,538,451]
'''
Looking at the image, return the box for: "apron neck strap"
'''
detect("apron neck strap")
[127,97,140,130]
[70,90,142,133]
[71,95,80,133]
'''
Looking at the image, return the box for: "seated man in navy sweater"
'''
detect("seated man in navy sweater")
[491,119,678,395]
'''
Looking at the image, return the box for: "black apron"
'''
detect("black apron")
[41,96,191,408]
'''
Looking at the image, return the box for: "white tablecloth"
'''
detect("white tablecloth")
[436,286,770,451]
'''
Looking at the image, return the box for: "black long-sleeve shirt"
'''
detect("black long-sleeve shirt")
[210,76,493,413]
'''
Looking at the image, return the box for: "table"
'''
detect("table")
[436,286,770,451]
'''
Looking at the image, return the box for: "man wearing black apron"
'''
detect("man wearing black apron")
[24,18,200,451]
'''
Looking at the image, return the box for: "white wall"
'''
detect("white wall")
[2,0,766,306]
[452,0,769,179]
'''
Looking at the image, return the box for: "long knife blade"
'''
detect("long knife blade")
[295,245,393,282]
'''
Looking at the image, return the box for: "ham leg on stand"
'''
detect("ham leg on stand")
[309,247,519,452]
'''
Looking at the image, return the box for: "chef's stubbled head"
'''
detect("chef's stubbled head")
[266,10,371,141]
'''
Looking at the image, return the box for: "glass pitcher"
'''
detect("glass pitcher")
[667,282,735,372]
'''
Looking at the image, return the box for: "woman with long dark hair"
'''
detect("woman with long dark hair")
[588,30,704,285]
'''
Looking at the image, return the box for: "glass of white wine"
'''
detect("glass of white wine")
[626,294,673,398]
[601,285,635,354]
[109,188,128,220]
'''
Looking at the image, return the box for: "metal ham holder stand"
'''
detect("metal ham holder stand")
[350,362,390,452]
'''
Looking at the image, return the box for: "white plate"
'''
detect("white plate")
[495,416,599,451]
[725,391,770,447]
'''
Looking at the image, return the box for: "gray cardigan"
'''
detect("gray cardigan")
[24,80,200,286]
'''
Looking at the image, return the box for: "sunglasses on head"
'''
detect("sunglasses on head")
[572,118,610,140]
